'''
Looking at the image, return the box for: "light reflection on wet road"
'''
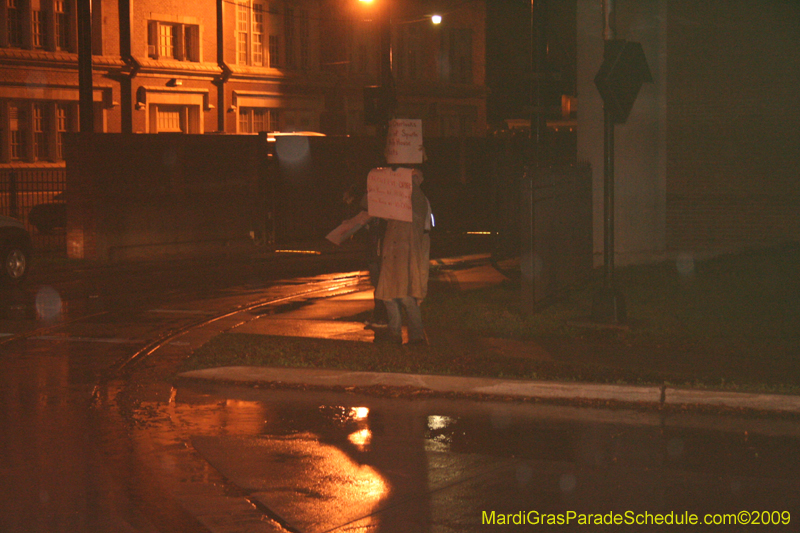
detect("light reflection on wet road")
[128,381,800,532]
[3,250,800,532]
[0,256,371,533]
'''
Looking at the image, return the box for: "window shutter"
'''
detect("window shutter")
[185,26,199,62]
[147,21,158,58]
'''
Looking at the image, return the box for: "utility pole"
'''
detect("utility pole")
[362,0,395,147]
[378,0,395,139]
[77,0,93,132]
[217,0,227,132]
[119,0,133,133]
[521,0,548,314]
[530,0,547,150]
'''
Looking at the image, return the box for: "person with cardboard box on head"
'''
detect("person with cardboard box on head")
[368,119,431,345]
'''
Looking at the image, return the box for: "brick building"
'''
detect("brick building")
[0,0,487,161]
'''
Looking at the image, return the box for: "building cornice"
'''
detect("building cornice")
[0,48,125,69]
[0,48,78,63]
[130,57,223,77]
[224,63,305,82]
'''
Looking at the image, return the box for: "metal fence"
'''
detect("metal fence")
[0,167,67,252]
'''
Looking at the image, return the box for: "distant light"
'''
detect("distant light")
[431,14,442,24]
[359,0,374,3]
[352,407,369,419]
[466,231,492,235]
[275,249,322,255]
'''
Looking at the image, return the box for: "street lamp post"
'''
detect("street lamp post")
[360,0,395,142]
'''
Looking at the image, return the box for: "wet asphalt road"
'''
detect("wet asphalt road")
[1,247,372,532]
[2,243,800,532]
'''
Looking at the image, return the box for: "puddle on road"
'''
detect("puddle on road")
[122,380,800,532]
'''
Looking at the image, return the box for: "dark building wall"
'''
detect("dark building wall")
[64,133,265,261]
[62,132,505,261]
[666,0,800,251]
[579,0,799,264]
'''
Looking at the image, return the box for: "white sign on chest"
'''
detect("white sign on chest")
[367,167,413,222]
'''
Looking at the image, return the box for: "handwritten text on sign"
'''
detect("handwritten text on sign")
[385,119,423,164]
[367,167,413,222]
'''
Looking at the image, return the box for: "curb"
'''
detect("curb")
[177,366,800,414]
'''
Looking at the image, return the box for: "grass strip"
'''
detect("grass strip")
[181,243,800,395]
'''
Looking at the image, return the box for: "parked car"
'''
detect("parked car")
[28,192,66,235]
[0,214,32,285]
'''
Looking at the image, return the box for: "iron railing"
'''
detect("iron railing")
[1,167,67,252]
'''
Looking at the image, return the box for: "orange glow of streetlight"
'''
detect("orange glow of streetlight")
[431,14,442,24]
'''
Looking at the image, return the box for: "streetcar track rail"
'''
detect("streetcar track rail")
[110,272,368,375]
[88,272,369,403]
[2,271,371,408]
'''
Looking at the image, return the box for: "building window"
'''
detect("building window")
[159,24,175,58]
[236,0,280,68]
[156,105,184,132]
[284,7,294,69]
[252,3,264,65]
[349,22,372,75]
[7,0,22,48]
[237,1,249,63]
[184,25,199,62]
[439,108,476,138]
[9,104,26,161]
[31,9,44,48]
[149,104,200,134]
[3,0,74,51]
[239,107,279,133]
[32,103,48,160]
[147,20,200,61]
[2,101,77,162]
[55,103,73,159]
[446,28,473,84]
[283,8,310,70]
[400,26,423,81]
[269,35,280,68]
[54,0,70,51]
